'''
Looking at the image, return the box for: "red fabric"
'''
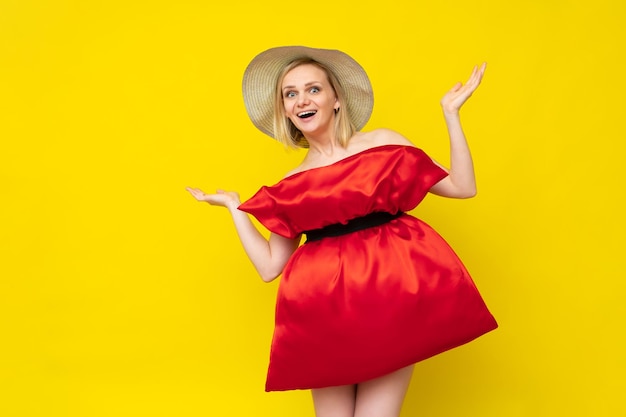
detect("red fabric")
[238,145,498,392]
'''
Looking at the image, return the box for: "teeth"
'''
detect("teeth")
[298,111,317,118]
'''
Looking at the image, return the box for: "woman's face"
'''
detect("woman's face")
[281,64,339,138]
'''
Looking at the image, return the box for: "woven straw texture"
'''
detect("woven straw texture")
[242,46,373,138]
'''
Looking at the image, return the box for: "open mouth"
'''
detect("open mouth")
[297,111,317,119]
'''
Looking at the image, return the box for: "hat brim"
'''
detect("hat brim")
[242,46,373,139]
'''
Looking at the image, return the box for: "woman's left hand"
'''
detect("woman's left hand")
[440,63,486,114]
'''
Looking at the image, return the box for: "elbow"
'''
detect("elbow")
[458,186,477,199]
[258,268,281,283]
[464,189,478,199]
[259,274,278,283]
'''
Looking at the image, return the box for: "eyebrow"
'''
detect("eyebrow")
[282,81,322,91]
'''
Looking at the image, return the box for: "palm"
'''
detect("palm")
[440,63,486,113]
[186,187,240,208]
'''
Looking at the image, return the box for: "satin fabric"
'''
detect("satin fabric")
[238,145,498,392]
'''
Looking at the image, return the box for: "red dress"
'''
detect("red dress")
[238,145,497,392]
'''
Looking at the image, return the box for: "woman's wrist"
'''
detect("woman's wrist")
[228,200,242,213]
[442,106,461,118]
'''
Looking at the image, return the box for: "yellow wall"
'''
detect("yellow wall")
[1,1,624,416]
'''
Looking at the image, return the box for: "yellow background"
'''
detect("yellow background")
[1,0,624,416]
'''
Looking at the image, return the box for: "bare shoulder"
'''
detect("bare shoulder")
[283,159,310,178]
[356,128,415,147]
[284,129,417,178]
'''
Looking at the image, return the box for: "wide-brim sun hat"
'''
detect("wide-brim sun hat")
[242,46,373,139]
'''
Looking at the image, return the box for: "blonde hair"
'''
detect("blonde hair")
[272,59,356,148]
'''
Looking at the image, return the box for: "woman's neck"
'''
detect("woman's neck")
[306,138,341,157]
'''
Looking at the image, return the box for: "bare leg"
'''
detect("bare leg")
[311,384,357,417]
[353,365,414,417]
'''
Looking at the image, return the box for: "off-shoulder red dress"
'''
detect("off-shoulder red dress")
[238,145,497,392]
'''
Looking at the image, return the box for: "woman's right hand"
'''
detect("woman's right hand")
[185,187,241,210]
[186,186,297,282]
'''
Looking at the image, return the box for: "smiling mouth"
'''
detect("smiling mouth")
[297,111,317,119]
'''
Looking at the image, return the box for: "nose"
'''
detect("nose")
[296,93,310,107]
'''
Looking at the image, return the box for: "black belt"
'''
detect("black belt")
[304,211,403,243]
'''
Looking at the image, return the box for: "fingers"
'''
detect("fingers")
[470,64,478,79]
[472,62,486,83]
[463,62,486,94]
[440,63,486,112]
[449,81,463,93]
[186,187,240,209]
[186,186,206,201]
[186,186,214,201]
[450,63,486,95]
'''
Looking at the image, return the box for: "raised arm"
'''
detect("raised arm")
[429,63,486,199]
[186,187,300,282]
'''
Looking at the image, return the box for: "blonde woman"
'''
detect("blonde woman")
[187,46,497,417]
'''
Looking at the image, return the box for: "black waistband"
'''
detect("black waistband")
[304,211,403,243]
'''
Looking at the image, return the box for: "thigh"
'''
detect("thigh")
[354,365,414,417]
[311,384,357,417]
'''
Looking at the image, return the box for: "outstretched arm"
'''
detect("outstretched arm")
[429,63,486,199]
[186,187,300,282]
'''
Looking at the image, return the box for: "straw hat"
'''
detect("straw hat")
[242,46,373,138]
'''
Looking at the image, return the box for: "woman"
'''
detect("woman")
[187,46,497,417]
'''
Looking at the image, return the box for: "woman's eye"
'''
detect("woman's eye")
[285,91,296,98]
[310,87,320,93]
